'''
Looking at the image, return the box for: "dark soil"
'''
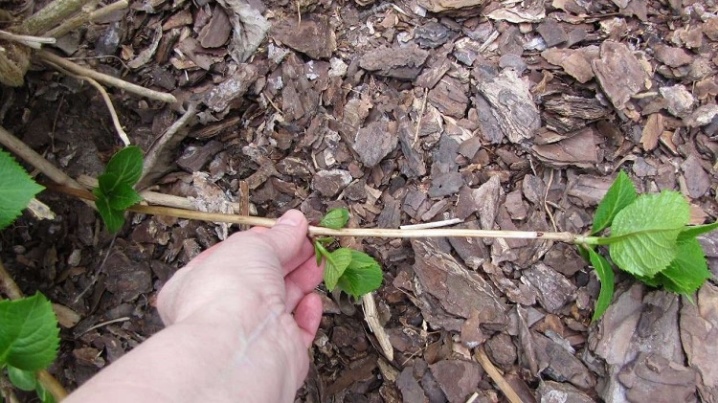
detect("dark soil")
[2,0,718,401]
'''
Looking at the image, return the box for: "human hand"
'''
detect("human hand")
[156,209,324,400]
[65,210,323,403]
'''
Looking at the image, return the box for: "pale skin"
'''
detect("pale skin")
[65,210,324,402]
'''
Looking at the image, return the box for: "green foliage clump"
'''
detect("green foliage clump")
[93,146,144,233]
[315,208,383,298]
[0,149,44,230]
[583,171,714,320]
[0,293,60,403]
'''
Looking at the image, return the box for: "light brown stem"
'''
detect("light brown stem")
[475,346,522,403]
[45,62,129,145]
[0,30,55,49]
[0,125,85,190]
[0,259,23,300]
[37,50,177,103]
[76,174,247,214]
[36,371,68,400]
[45,0,129,38]
[19,0,93,35]
[46,182,586,243]
[0,260,69,401]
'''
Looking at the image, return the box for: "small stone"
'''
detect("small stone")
[681,155,711,199]
[360,45,430,80]
[429,360,483,403]
[521,264,577,314]
[660,84,695,117]
[271,16,336,59]
[177,140,224,172]
[485,333,517,367]
[592,41,649,110]
[504,189,527,221]
[428,76,470,118]
[542,48,595,84]
[312,169,352,197]
[538,381,595,403]
[415,21,455,48]
[687,104,718,127]
[534,332,595,389]
[429,172,464,197]
[537,19,568,47]
[654,45,694,67]
[353,121,398,167]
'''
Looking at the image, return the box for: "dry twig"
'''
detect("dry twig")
[45,62,130,146]
[475,346,523,403]
[140,102,198,187]
[37,50,177,104]
[46,0,129,38]
[19,0,93,35]
[0,125,86,191]
[0,30,55,49]
[362,293,394,361]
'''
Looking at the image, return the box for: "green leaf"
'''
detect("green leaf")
[0,149,45,230]
[97,172,121,195]
[319,208,350,230]
[592,171,637,234]
[107,185,142,210]
[608,191,690,277]
[678,222,718,242]
[36,383,56,403]
[653,237,712,295]
[95,193,125,233]
[337,251,383,298]
[323,248,352,291]
[0,293,59,371]
[104,146,143,186]
[586,247,615,321]
[7,366,37,391]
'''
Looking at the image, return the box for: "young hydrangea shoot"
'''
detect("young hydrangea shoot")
[0,149,45,230]
[583,171,714,320]
[315,208,383,298]
[0,293,60,403]
[93,146,144,233]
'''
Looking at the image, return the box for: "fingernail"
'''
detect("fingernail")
[276,210,303,226]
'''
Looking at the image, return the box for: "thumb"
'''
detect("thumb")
[257,210,311,267]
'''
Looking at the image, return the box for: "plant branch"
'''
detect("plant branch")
[0,259,68,401]
[45,0,129,38]
[36,50,177,104]
[46,182,589,243]
[19,0,94,35]
[0,125,86,191]
[139,102,197,187]
[0,30,55,49]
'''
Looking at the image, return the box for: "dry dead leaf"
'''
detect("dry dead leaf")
[641,113,664,151]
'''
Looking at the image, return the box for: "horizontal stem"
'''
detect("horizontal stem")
[48,182,586,242]
[0,30,56,49]
[133,205,584,242]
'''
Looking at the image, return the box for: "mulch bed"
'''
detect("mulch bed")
[2,0,718,401]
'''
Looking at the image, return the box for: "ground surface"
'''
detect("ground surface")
[2,0,718,401]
